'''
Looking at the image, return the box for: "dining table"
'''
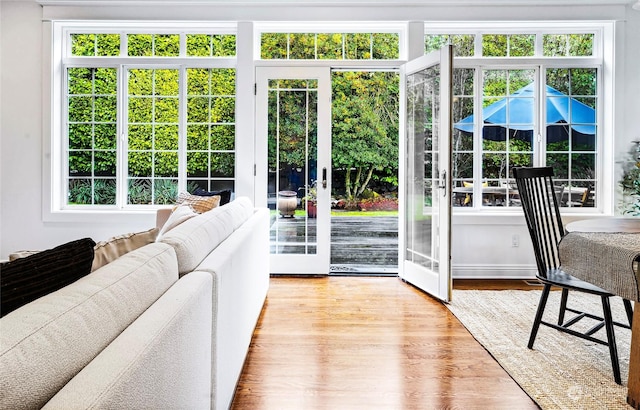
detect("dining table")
[562,217,640,409]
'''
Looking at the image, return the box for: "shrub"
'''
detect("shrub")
[358,196,398,211]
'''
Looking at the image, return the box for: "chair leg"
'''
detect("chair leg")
[624,298,634,327]
[602,296,622,385]
[529,284,552,349]
[558,288,569,325]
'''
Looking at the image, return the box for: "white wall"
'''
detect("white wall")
[1,1,638,279]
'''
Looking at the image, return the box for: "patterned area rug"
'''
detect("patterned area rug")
[446,289,633,409]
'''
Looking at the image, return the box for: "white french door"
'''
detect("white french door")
[399,46,454,302]
[255,66,332,274]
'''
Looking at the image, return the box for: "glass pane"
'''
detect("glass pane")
[405,64,440,271]
[510,34,534,57]
[94,179,116,204]
[261,33,288,59]
[127,68,180,204]
[66,67,118,206]
[186,68,236,192]
[289,33,316,59]
[480,69,535,207]
[345,33,371,59]
[268,78,318,255]
[569,33,594,57]
[68,179,92,204]
[372,33,399,59]
[543,34,568,57]
[317,33,343,59]
[545,67,598,205]
[483,34,507,57]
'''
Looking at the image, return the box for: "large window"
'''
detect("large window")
[63,27,236,208]
[428,29,601,209]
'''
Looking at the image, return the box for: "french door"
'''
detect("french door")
[399,46,454,302]
[255,67,332,274]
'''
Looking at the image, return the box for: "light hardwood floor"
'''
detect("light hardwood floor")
[231,276,540,409]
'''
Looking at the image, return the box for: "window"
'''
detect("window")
[261,32,399,60]
[62,25,236,208]
[429,28,602,209]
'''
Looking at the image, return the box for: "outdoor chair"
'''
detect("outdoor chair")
[512,166,634,385]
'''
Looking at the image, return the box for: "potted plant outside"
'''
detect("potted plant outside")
[302,181,317,218]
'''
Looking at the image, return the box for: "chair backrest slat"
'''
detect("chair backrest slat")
[513,167,565,279]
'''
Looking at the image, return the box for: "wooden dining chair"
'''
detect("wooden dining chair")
[512,166,633,385]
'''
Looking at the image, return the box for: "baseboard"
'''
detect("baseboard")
[452,264,537,280]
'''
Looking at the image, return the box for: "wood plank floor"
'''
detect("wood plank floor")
[231,277,540,409]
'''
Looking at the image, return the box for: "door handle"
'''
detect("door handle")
[322,167,327,189]
[439,170,447,196]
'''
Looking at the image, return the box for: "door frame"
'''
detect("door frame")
[255,66,332,274]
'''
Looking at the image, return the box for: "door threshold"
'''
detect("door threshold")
[329,264,398,276]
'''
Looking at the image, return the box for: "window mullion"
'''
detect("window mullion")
[179,66,188,194]
[119,65,128,208]
[536,67,545,168]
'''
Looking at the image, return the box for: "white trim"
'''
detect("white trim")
[45,20,241,220]
[235,21,255,201]
[36,0,635,6]
[452,263,537,279]
[254,21,406,33]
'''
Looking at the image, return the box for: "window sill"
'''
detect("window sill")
[43,207,168,224]
[452,208,610,226]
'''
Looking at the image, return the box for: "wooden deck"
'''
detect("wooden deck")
[270,215,399,274]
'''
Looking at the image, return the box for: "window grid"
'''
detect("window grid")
[260,32,399,60]
[67,67,118,205]
[186,68,236,193]
[64,29,237,208]
[442,29,601,209]
[425,31,596,58]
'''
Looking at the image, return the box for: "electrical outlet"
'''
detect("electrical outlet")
[512,234,519,247]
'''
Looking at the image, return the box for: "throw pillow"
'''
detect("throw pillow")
[91,227,160,271]
[8,250,41,261]
[192,188,232,206]
[176,191,221,213]
[156,204,198,240]
[0,237,96,317]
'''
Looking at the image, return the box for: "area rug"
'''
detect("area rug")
[446,289,633,409]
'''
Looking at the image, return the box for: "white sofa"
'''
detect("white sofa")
[0,197,270,410]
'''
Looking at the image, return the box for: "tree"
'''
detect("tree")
[332,71,399,208]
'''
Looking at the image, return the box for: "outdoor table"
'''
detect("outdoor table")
[562,217,640,409]
[452,186,512,206]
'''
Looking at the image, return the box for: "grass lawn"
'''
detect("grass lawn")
[271,209,398,217]
[331,210,398,217]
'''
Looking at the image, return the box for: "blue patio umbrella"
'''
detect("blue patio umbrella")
[454,83,596,146]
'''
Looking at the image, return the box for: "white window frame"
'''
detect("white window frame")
[426,21,615,215]
[45,21,238,221]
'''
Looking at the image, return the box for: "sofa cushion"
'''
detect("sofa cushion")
[159,196,254,276]
[92,227,159,271]
[176,191,221,213]
[226,196,255,230]
[1,238,96,317]
[0,242,178,410]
